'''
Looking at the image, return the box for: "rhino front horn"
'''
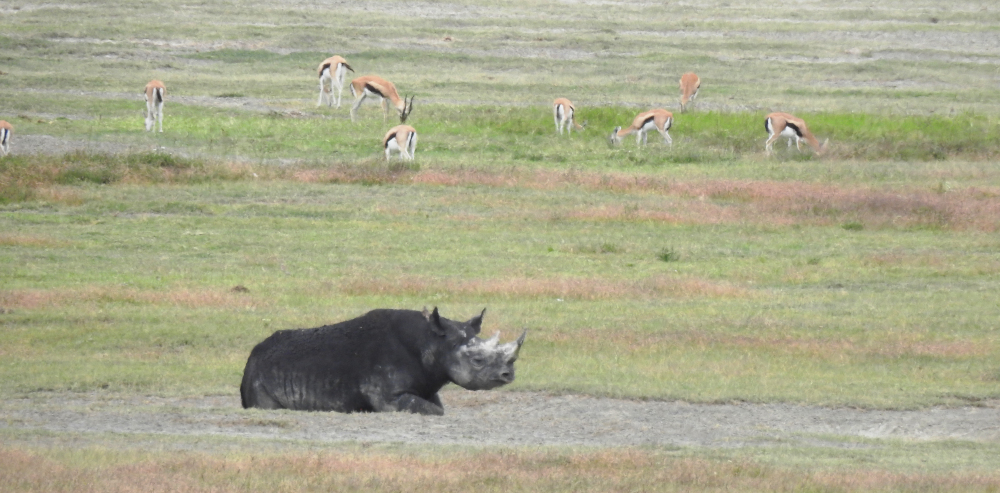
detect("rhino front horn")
[510,329,527,359]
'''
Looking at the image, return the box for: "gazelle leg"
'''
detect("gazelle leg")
[350,93,367,122]
[765,135,780,154]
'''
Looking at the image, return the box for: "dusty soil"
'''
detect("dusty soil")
[2,390,997,449]
[7,134,143,156]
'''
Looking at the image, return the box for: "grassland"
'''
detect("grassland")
[2,0,1000,490]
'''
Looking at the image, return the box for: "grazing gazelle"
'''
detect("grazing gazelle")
[679,72,700,112]
[0,120,11,156]
[553,98,586,134]
[609,109,673,146]
[764,112,828,155]
[383,124,417,161]
[349,75,413,123]
[143,80,166,132]
[316,56,354,108]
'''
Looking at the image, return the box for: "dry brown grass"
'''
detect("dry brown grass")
[185,162,1000,233]
[547,329,988,360]
[30,186,87,205]
[2,446,998,493]
[0,286,263,310]
[0,233,69,248]
[7,155,998,230]
[338,274,750,300]
[363,165,1000,230]
[287,159,416,185]
[863,252,1000,275]
[414,168,1000,231]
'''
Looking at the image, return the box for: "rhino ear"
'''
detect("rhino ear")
[467,308,486,335]
[427,306,447,337]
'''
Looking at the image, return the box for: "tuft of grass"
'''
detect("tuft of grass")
[599,242,619,254]
[657,247,681,262]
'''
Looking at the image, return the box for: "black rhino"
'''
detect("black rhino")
[240,307,525,415]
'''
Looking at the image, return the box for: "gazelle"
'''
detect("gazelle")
[679,72,700,112]
[609,109,673,146]
[764,112,828,155]
[0,120,11,156]
[383,125,417,161]
[553,98,586,134]
[143,80,165,132]
[349,75,413,123]
[316,56,354,108]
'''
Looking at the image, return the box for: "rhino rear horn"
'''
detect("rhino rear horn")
[506,329,527,360]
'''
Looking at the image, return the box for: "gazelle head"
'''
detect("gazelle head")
[817,138,830,156]
[399,95,415,123]
[609,126,623,145]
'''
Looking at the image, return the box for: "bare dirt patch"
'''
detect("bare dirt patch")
[8,134,140,156]
[2,391,996,450]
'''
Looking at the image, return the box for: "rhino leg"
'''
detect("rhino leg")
[361,377,445,415]
[387,393,444,416]
[245,380,283,409]
[427,392,443,409]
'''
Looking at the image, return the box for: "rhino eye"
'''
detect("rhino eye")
[472,356,486,366]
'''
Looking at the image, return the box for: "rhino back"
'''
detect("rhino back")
[241,309,447,411]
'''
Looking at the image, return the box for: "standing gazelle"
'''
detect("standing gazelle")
[609,109,673,146]
[764,112,828,155]
[316,56,354,108]
[553,98,586,134]
[143,80,165,132]
[349,75,413,123]
[383,124,418,161]
[679,72,700,112]
[0,121,12,156]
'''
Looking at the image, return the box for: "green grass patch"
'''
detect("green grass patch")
[5,104,1000,166]
[2,171,999,408]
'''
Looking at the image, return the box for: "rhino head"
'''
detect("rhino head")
[424,307,526,391]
